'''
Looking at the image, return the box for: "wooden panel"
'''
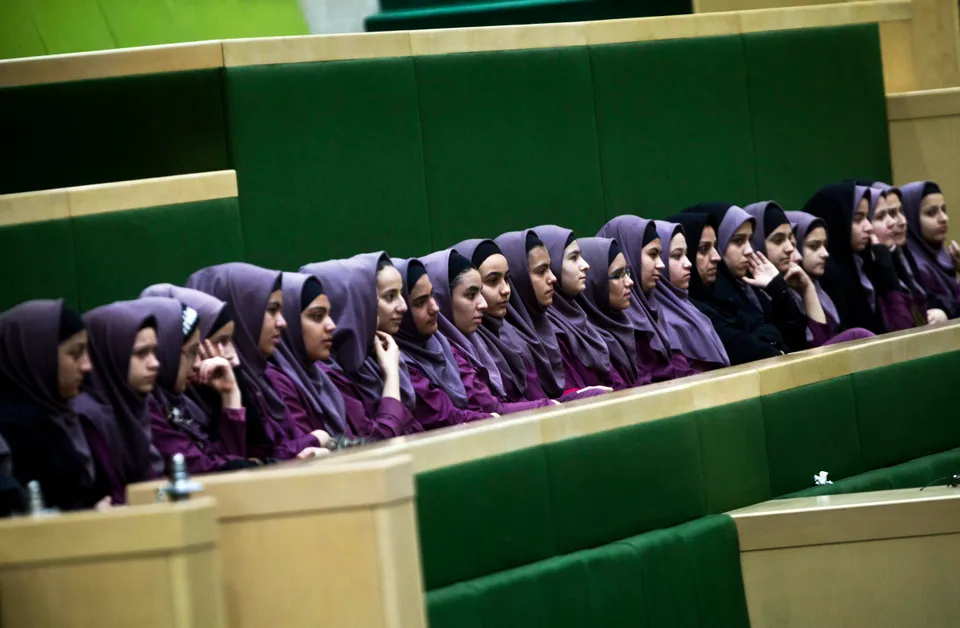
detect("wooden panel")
[736,0,911,33]
[888,86,960,120]
[755,348,851,395]
[68,171,238,218]
[0,41,223,88]
[880,19,918,92]
[0,188,69,227]
[409,21,586,55]
[585,12,741,45]
[374,500,428,628]
[222,32,412,66]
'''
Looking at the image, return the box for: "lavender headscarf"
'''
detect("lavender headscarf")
[301,253,416,411]
[0,300,94,479]
[392,257,470,408]
[742,201,789,256]
[536,225,612,373]
[854,186,879,310]
[715,205,764,312]
[73,300,163,483]
[574,237,638,384]
[654,221,729,366]
[901,180,958,309]
[494,229,566,397]
[596,216,672,360]
[186,262,288,422]
[785,211,841,329]
[274,272,348,435]
[451,239,531,397]
[873,186,928,299]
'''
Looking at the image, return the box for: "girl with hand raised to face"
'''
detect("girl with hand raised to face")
[187,263,330,461]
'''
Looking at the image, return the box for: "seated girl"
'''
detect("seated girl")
[0,300,121,510]
[901,180,960,319]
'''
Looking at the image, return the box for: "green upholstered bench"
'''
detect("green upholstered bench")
[364,0,691,32]
[0,172,243,312]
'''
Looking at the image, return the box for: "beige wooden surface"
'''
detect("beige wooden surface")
[0,497,225,628]
[889,87,960,246]
[128,455,426,628]
[731,488,960,627]
[0,1,912,86]
[0,171,237,227]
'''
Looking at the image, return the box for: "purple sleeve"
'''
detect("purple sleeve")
[807,319,833,348]
[148,402,241,476]
[452,347,551,415]
[668,352,699,380]
[557,337,597,389]
[605,364,629,391]
[521,361,549,401]
[408,366,491,430]
[879,290,915,332]
[218,408,247,457]
[321,365,418,440]
[265,366,326,434]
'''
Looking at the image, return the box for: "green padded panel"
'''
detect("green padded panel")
[72,199,245,311]
[677,515,751,628]
[623,528,700,628]
[580,542,648,628]
[0,70,228,195]
[416,446,556,590]
[223,59,431,269]
[414,47,605,248]
[426,583,483,628]
[886,457,936,489]
[533,554,593,628]
[921,447,960,480]
[0,219,78,311]
[696,398,771,512]
[367,0,689,30]
[472,566,545,628]
[763,376,863,497]
[853,353,960,469]
[545,413,706,554]
[590,36,757,220]
[831,468,893,494]
[742,24,891,209]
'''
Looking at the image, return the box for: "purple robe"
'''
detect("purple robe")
[319,363,421,439]
[148,398,249,475]
[449,344,552,415]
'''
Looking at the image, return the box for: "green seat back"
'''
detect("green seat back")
[72,198,245,310]
[762,375,864,496]
[223,58,431,269]
[0,219,78,311]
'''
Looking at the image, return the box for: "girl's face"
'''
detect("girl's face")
[668,233,692,290]
[376,265,407,335]
[451,269,487,335]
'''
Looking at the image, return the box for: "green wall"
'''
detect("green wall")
[0,0,308,60]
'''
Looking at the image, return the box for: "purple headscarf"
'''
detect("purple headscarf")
[742,201,789,256]
[392,257,470,408]
[301,253,415,411]
[785,211,841,328]
[73,300,163,483]
[874,186,928,300]
[494,229,566,397]
[596,216,672,360]
[654,221,729,366]
[535,225,612,373]
[426,244,527,398]
[0,300,94,479]
[141,284,227,340]
[853,186,879,310]
[272,272,348,435]
[715,205,764,312]
[186,262,288,422]
[574,237,639,384]
[901,180,958,309]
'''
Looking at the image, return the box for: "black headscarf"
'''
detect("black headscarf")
[801,182,895,334]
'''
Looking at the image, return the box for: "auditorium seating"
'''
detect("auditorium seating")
[321,322,960,627]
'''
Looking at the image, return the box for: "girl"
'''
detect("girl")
[784,212,875,347]
[136,296,260,475]
[653,220,729,371]
[298,257,421,439]
[802,183,913,334]
[674,205,806,365]
[901,180,960,319]
[392,257,493,430]
[73,300,165,486]
[452,239,550,401]
[421,249,554,414]
[186,263,328,460]
[535,225,629,390]
[598,216,701,379]
[0,300,120,510]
